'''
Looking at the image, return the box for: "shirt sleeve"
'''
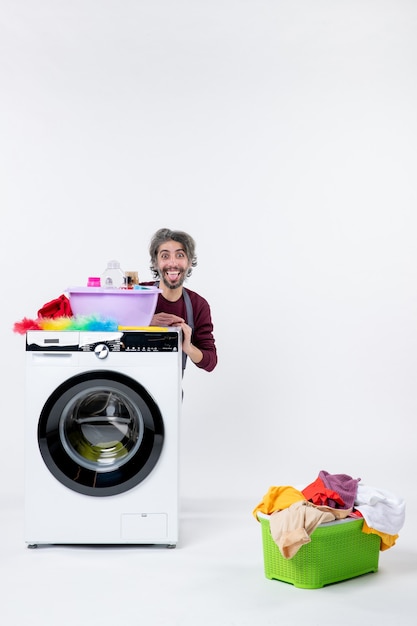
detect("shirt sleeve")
[188,291,217,372]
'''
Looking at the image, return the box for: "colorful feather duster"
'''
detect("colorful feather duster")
[13,315,118,334]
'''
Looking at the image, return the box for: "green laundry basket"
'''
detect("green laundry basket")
[258,513,381,589]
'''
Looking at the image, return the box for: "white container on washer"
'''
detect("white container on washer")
[101,260,126,289]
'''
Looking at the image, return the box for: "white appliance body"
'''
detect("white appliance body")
[25,329,182,547]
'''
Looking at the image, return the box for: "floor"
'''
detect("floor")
[2,492,416,625]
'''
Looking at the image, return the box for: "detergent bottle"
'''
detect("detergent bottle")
[101,260,126,289]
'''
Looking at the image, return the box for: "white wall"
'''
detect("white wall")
[2,0,416,504]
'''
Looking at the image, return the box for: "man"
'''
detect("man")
[142,228,217,373]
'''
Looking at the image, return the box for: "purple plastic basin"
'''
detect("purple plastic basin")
[67,286,161,326]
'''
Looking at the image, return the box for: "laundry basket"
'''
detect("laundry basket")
[258,513,381,589]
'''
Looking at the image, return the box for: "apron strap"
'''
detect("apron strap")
[154,282,194,372]
[181,288,194,373]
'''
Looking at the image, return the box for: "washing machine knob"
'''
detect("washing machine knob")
[94,343,110,359]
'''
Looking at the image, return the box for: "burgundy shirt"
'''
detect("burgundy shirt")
[142,283,217,373]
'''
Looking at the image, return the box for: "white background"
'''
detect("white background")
[1,0,416,507]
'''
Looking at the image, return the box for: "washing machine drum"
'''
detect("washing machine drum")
[38,371,165,496]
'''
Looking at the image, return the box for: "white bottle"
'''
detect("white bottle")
[101,260,126,289]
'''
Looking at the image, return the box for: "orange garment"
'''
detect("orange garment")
[361,519,398,551]
[252,485,306,520]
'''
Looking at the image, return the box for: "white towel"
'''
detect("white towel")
[354,484,406,535]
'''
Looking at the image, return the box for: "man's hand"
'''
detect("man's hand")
[150,312,185,327]
[178,321,203,364]
[150,314,203,364]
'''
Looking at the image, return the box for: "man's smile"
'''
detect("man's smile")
[165,270,181,281]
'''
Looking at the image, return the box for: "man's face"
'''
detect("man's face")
[156,239,191,290]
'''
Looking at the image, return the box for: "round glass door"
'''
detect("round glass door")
[38,371,164,496]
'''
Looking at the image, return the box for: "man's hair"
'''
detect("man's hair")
[149,228,197,279]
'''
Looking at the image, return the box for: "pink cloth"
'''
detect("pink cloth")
[269,500,352,559]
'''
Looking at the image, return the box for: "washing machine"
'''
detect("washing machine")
[24,329,182,548]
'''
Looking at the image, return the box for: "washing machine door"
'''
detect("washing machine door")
[38,371,164,496]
